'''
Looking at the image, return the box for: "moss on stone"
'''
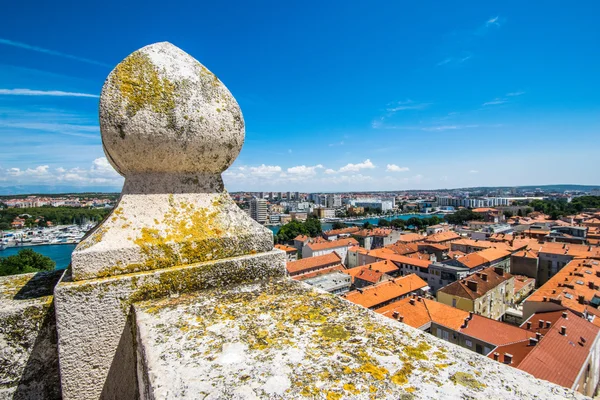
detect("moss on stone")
[450,372,487,390]
[114,51,176,117]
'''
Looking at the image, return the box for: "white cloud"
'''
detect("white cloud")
[507,91,525,97]
[421,124,479,132]
[483,98,508,106]
[386,164,410,172]
[386,100,431,112]
[324,169,336,175]
[339,159,375,173]
[286,164,323,176]
[0,37,110,67]
[469,170,479,174]
[328,141,344,147]
[0,157,122,187]
[0,88,99,98]
[486,16,500,27]
[248,164,282,176]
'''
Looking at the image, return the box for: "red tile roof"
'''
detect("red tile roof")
[516,310,600,389]
[275,244,298,253]
[424,231,460,244]
[306,237,359,251]
[342,274,428,309]
[323,226,360,236]
[461,314,534,346]
[438,266,513,300]
[397,233,424,243]
[377,297,469,330]
[455,253,489,269]
[291,265,346,281]
[344,260,398,283]
[286,252,342,275]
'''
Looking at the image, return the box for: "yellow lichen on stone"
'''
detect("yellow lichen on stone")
[114,51,176,117]
[450,372,487,390]
[356,363,388,380]
[319,325,350,340]
[391,362,414,386]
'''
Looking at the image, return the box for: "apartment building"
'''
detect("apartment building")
[437,267,515,320]
[250,197,267,224]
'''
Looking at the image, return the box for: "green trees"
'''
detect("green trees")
[377,219,390,227]
[275,217,322,243]
[529,196,600,218]
[444,209,483,225]
[363,221,373,229]
[0,248,55,276]
[0,206,112,228]
[390,219,406,229]
[331,221,347,230]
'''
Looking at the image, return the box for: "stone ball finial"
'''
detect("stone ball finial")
[99,42,244,176]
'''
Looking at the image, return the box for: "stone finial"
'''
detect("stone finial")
[99,42,244,179]
[70,42,272,281]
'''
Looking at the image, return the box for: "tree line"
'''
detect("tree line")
[0,206,112,230]
[0,248,55,276]
[529,196,600,219]
[274,216,322,243]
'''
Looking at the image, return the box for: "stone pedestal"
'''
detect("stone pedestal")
[53,42,285,399]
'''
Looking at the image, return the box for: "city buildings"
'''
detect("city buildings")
[249,197,267,224]
[437,267,515,320]
[342,274,429,310]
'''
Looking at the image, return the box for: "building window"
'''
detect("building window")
[442,330,449,341]
[465,339,472,348]
[452,299,457,307]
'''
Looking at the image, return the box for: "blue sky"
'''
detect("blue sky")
[0,1,599,192]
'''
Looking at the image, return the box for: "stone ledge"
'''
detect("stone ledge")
[133,278,584,399]
[0,270,63,400]
[54,250,286,400]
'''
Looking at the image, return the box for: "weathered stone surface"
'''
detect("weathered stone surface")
[134,279,585,400]
[54,250,286,400]
[0,271,62,400]
[69,42,272,281]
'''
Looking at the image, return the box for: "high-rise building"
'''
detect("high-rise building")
[250,198,267,224]
[294,191,300,200]
[287,191,292,200]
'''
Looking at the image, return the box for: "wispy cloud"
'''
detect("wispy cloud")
[386,164,409,172]
[328,141,344,147]
[482,98,508,106]
[507,91,525,97]
[486,16,501,27]
[339,159,375,173]
[437,53,473,67]
[0,88,99,98]
[386,100,431,112]
[469,170,479,174]
[421,124,479,132]
[0,38,110,67]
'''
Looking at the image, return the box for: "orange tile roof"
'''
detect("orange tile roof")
[294,235,310,242]
[417,242,449,251]
[384,253,432,269]
[512,249,538,259]
[323,226,360,236]
[536,242,600,258]
[525,258,600,314]
[354,268,386,284]
[292,265,346,281]
[424,231,461,244]
[286,252,342,275]
[476,247,512,263]
[306,237,359,251]
[385,241,419,255]
[353,228,394,237]
[398,233,424,243]
[438,266,513,300]
[461,314,534,346]
[342,274,428,309]
[513,275,535,293]
[344,260,398,283]
[472,207,499,213]
[274,244,298,253]
[517,310,600,389]
[455,253,489,269]
[377,297,469,330]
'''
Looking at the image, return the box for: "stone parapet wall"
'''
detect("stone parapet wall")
[0,270,63,400]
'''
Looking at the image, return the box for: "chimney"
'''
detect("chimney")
[543,296,547,302]
[481,273,488,282]
[538,320,544,328]
[526,321,532,329]
[536,332,543,341]
[545,321,551,328]
[417,296,422,302]
[399,315,404,323]
[562,311,568,319]
[493,352,500,361]
[589,281,595,290]
[560,326,567,335]
[462,317,469,328]
[409,298,415,305]
[504,353,513,364]
[578,295,586,304]
[529,337,538,346]
[392,311,399,319]
[466,280,478,292]
[596,271,600,278]
[494,266,504,276]
[469,311,474,320]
